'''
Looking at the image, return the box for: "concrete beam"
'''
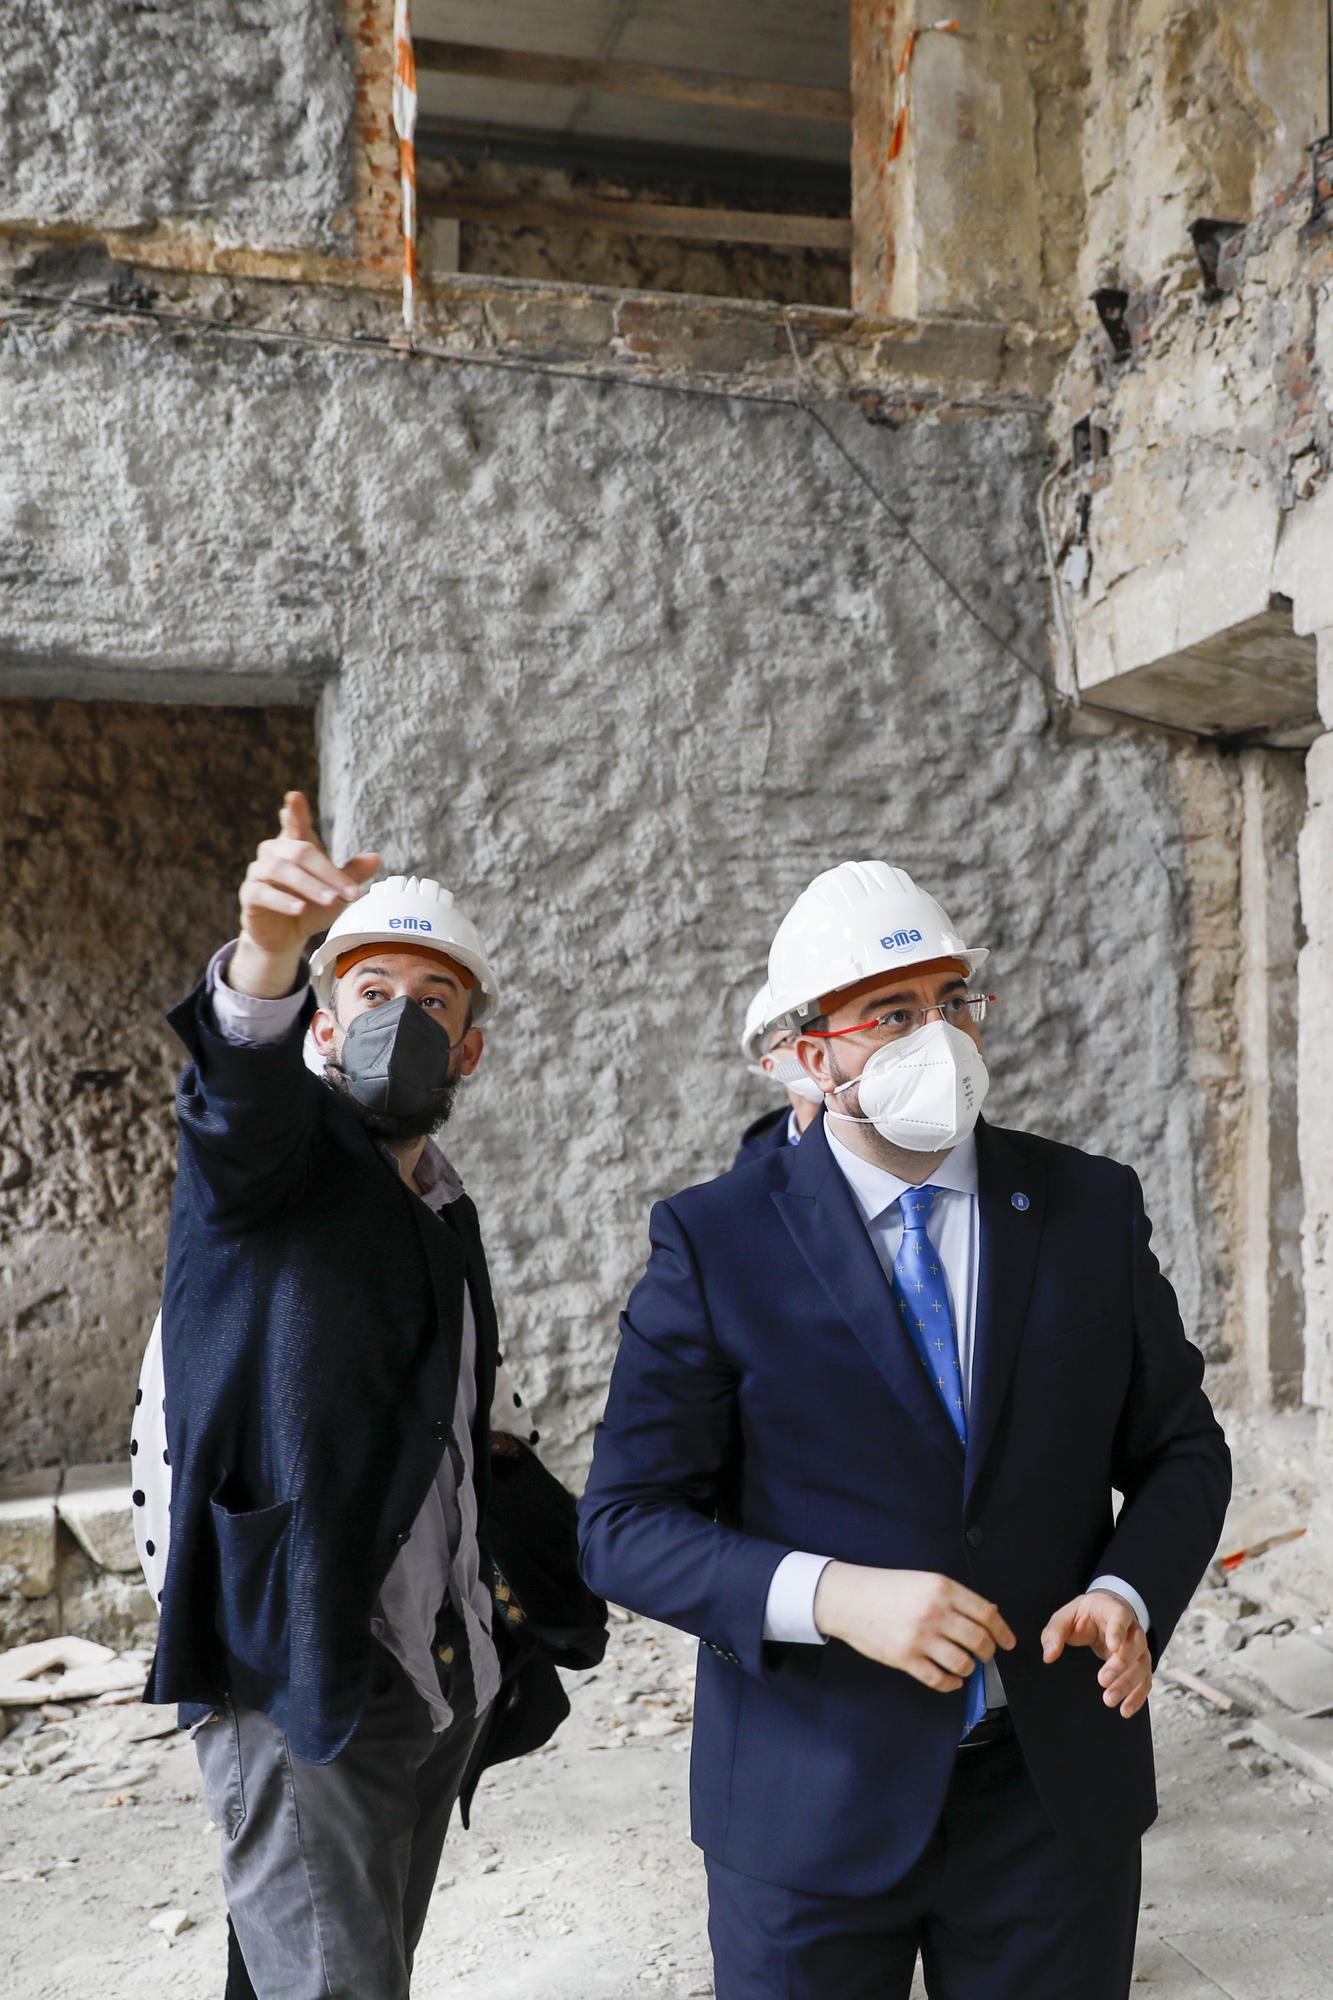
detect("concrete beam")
[1240,750,1307,1408]
[851,1,1077,324]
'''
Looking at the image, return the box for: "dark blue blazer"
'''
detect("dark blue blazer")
[579,1112,1230,1895]
[145,980,496,1763]
[732,1104,791,1168]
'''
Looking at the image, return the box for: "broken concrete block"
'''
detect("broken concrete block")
[0,1637,115,1679]
[0,1593,60,1650]
[41,1658,145,1702]
[148,1909,193,1939]
[0,1634,144,1706]
[1236,1632,1333,1714]
[1251,1713,1333,1792]
[58,1540,158,1650]
[0,1469,60,1599]
[57,1464,139,1574]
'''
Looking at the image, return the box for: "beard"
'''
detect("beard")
[822,1044,859,1114]
[323,1056,462,1144]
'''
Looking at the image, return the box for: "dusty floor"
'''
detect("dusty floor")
[3,1416,1333,1999]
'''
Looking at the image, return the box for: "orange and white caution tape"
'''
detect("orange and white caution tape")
[888,18,959,163]
[392,0,418,335]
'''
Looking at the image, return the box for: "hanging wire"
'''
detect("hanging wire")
[780,317,1057,697]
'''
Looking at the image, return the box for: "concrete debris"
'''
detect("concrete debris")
[146,1908,193,1939]
[1232,1632,1333,1716]
[0,1637,116,1678]
[1219,1527,1308,1574]
[1159,1665,1236,1711]
[125,1709,180,1744]
[56,1466,141,1575]
[1223,1612,1293,1651]
[0,1636,147,1707]
[1251,1715,1333,1794]
[0,1466,158,1653]
[0,1472,59,1601]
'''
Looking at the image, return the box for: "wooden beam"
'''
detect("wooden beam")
[414,39,851,125]
[420,186,851,252]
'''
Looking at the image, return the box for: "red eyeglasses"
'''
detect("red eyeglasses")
[804,995,996,1043]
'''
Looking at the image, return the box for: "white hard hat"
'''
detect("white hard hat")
[740,981,782,1064]
[309,874,499,1021]
[767,861,987,1027]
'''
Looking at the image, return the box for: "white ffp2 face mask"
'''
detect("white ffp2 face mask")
[826,1019,989,1152]
[765,1054,825,1105]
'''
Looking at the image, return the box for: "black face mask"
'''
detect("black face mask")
[336,996,461,1120]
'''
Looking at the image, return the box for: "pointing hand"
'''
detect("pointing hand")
[1041,1590,1152,1719]
[229,792,381,998]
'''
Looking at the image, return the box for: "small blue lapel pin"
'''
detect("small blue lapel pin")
[1011,1192,1030,1212]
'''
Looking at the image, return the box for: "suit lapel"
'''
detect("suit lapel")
[772,1118,962,1470]
[965,1121,1046,1504]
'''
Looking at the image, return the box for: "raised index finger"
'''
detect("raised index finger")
[279,791,318,847]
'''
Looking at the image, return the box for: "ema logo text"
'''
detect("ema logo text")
[881,928,924,949]
[388,916,434,932]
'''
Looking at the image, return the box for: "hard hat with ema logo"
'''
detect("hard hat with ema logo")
[309,874,500,1021]
[766,860,987,1029]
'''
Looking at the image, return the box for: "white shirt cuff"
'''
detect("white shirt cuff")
[208,940,309,1045]
[1088,1574,1150,1635]
[762,1550,833,1645]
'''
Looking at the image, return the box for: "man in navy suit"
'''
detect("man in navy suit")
[734,979,823,1167]
[580,861,1230,1999]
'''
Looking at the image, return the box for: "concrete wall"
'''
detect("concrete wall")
[1047,82,1333,1533]
[0,698,318,1480]
[0,312,1239,1476]
[1079,0,1327,296]
[1050,146,1333,718]
[0,1,356,252]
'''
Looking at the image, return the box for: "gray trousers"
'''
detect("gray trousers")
[196,1644,489,2000]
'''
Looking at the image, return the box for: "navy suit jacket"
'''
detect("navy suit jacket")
[732,1104,791,1168]
[579,1113,1230,1894]
[146,980,496,1762]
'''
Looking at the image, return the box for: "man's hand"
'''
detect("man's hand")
[1041,1590,1152,1718]
[230,792,381,999]
[814,1563,1016,1693]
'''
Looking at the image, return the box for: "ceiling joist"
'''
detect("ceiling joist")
[413,38,851,124]
[421,185,851,250]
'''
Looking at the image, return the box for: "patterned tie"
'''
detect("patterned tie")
[891,1185,987,1736]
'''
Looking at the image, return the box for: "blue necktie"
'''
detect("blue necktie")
[891,1185,987,1736]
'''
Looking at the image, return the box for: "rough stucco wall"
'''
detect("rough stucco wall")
[0,700,317,1479]
[0,323,1235,1477]
[0,1,356,252]
[1080,0,1326,295]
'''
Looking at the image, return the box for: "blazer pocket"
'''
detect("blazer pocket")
[210,1489,295,1677]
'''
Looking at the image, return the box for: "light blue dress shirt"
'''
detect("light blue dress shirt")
[762,1123,1150,1709]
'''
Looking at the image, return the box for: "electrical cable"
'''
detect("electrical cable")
[779,316,1057,697]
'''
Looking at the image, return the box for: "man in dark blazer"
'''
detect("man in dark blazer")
[580,860,1230,1999]
[734,978,823,1167]
[145,792,580,2000]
